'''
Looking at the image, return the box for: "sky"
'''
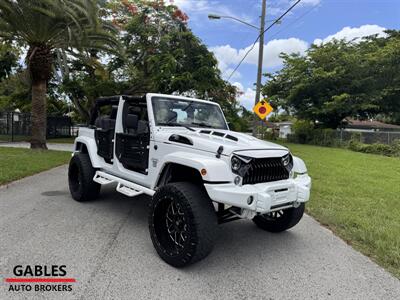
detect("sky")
[171,0,400,109]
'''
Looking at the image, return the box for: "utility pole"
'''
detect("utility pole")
[252,0,267,137]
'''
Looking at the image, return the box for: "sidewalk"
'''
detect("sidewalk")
[0,142,73,152]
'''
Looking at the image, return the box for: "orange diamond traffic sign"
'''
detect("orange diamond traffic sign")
[253,99,273,120]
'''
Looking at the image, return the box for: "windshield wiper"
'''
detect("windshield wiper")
[158,122,195,131]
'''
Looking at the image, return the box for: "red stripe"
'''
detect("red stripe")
[5,278,76,283]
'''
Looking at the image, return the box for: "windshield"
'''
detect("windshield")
[151,97,228,130]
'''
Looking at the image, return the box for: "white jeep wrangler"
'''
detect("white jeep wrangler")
[68,94,311,267]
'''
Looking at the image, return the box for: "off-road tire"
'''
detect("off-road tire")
[252,203,305,233]
[68,153,100,202]
[148,182,217,267]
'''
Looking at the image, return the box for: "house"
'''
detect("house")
[343,119,400,132]
[253,120,293,139]
[276,121,293,138]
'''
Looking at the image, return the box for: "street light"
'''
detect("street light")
[208,14,260,30]
[207,14,281,31]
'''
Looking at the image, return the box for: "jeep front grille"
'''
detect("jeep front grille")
[242,156,292,185]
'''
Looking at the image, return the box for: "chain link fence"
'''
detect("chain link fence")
[268,127,400,147]
[329,130,400,145]
[0,111,76,143]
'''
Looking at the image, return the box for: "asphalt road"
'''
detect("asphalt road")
[1,166,399,300]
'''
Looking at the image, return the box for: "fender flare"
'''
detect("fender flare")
[159,151,233,183]
[73,136,102,168]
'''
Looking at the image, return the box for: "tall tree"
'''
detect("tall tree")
[263,31,400,128]
[0,0,118,148]
[104,0,243,128]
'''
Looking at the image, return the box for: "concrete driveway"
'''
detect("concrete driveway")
[1,166,399,300]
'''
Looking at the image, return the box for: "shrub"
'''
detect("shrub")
[263,131,279,141]
[391,139,400,154]
[348,139,400,157]
[256,126,278,141]
[291,120,314,144]
[287,121,342,147]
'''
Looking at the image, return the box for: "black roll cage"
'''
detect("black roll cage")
[89,95,146,126]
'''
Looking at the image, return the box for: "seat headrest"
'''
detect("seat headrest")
[125,114,138,130]
[110,106,118,119]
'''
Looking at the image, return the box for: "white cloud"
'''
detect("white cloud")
[209,44,241,74]
[241,38,308,68]
[313,24,387,45]
[210,38,308,79]
[232,82,256,110]
[172,0,210,12]
[172,0,254,25]
[232,81,244,91]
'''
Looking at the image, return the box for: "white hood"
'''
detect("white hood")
[154,128,288,157]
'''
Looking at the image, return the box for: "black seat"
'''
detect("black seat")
[125,114,138,134]
[110,105,118,119]
[95,116,115,131]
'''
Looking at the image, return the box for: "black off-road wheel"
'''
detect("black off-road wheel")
[252,203,305,233]
[148,182,217,268]
[68,153,100,202]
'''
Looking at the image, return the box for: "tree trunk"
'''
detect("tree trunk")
[28,45,52,150]
[30,80,48,149]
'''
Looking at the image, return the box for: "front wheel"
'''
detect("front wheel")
[148,182,217,267]
[252,203,305,233]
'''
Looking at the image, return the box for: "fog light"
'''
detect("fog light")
[247,195,254,205]
[234,176,241,185]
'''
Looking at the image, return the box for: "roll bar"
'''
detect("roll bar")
[89,95,146,125]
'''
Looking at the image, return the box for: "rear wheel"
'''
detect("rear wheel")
[252,203,305,232]
[148,182,217,267]
[68,153,100,202]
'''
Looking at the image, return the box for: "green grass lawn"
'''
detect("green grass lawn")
[282,143,400,278]
[0,147,71,185]
[0,134,31,142]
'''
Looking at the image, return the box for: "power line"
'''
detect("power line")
[267,4,318,41]
[227,0,303,81]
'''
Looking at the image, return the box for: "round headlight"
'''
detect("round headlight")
[282,154,291,166]
[231,156,241,171]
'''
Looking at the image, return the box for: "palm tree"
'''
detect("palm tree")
[0,0,118,149]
